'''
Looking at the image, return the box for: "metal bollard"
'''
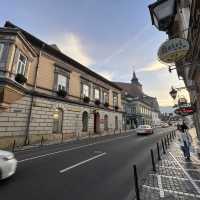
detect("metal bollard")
[157,142,161,160]
[120,128,121,135]
[12,139,16,152]
[61,132,64,143]
[114,129,116,135]
[167,135,170,145]
[133,165,140,200]
[161,139,166,154]
[151,149,156,172]
[165,137,168,149]
[41,136,44,146]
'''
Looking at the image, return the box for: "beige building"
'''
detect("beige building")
[115,72,160,128]
[0,21,123,148]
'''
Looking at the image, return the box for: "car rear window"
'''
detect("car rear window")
[139,125,151,128]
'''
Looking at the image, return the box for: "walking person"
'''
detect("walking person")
[178,124,192,160]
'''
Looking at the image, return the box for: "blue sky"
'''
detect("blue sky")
[0,0,188,106]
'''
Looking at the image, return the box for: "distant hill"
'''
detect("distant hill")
[160,106,175,113]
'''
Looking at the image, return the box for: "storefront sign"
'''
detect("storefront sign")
[175,106,195,116]
[158,38,189,63]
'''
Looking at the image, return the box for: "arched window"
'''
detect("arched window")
[104,115,108,131]
[53,108,63,133]
[115,116,118,130]
[82,111,88,132]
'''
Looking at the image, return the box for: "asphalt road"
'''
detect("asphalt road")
[0,127,175,200]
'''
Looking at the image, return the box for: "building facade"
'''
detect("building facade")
[115,72,160,128]
[149,0,200,137]
[0,21,123,148]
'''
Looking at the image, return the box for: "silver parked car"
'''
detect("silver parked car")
[136,125,154,135]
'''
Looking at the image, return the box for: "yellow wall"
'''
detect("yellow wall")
[27,58,38,85]
[69,71,80,97]
[36,56,54,90]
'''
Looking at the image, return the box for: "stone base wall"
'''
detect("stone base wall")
[0,95,123,149]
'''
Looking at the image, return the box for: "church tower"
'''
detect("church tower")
[131,71,143,92]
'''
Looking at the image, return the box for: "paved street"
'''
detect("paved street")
[0,128,174,200]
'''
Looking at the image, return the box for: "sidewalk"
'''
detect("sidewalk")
[139,128,200,200]
[12,129,135,152]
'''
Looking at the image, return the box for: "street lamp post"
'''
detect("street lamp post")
[148,0,177,32]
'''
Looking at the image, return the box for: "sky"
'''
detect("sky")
[0,0,189,107]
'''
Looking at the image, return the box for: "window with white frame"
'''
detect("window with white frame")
[0,43,4,61]
[57,74,67,91]
[83,84,89,97]
[103,91,108,103]
[113,93,118,107]
[16,53,27,75]
[94,88,100,100]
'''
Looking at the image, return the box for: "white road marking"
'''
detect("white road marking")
[150,174,200,182]
[142,185,200,198]
[59,152,107,173]
[169,152,200,194]
[18,134,133,163]
[157,175,164,197]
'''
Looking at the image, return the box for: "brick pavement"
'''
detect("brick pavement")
[138,128,200,200]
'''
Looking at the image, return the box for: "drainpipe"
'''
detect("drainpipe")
[24,44,45,145]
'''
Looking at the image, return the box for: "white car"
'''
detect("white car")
[0,150,17,180]
[161,123,169,128]
[136,125,154,135]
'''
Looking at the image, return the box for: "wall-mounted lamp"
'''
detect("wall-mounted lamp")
[168,65,176,73]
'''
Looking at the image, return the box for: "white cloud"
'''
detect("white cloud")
[139,60,166,72]
[50,33,93,66]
